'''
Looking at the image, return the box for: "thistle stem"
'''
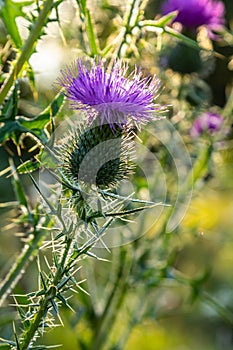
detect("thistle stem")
[0,0,54,105]
[19,236,72,350]
[116,0,143,58]
[20,294,52,350]
[53,237,73,285]
[184,142,213,192]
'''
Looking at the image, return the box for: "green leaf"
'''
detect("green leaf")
[0,81,19,122]
[18,93,64,133]
[0,121,27,144]
[0,0,34,48]
[80,0,86,14]
[0,0,54,105]
[12,175,29,209]
[0,92,64,145]
[17,159,41,174]
[76,0,86,15]
[164,26,200,50]
[17,114,51,143]
[86,9,99,56]
[18,92,64,142]
[140,16,200,51]
[139,11,178,28]
[50,92,64,116]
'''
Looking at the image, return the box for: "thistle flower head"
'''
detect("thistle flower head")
[161,0,225,38]
[190,112,223,137]
[56,58,162,130]
[59,123,134,190]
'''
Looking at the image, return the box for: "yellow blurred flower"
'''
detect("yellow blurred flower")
[182,190,233,233]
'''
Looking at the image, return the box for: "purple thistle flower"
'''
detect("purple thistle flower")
[161,0,225,38]
[57,58,162,130]
[190,112,223,137]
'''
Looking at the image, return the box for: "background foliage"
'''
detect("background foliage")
[0,0,233,349]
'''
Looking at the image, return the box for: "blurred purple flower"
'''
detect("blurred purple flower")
[190,112,223,137]
[161,0,225,38]
[57,58,162,130]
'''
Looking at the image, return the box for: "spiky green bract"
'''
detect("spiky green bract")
[59,123,134,190]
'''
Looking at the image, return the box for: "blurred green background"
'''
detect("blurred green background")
[1,0,233,349]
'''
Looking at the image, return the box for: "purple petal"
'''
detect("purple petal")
[191,112,223,137]
[161,0,225,38]
[56,58,162,130]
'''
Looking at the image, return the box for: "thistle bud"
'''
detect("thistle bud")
[59,123,134,189]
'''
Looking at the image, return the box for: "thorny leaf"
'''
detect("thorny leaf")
[0,91,64,146]
[0,0,34,48]
[0,80,19,122]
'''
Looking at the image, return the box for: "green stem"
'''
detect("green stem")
[0,0,54,105]
[116,0,141,58]
[18,212,112,346]
[0,226,50,306]
[184,142,213,192]
[20,286,57,350]
[53,237,72,285]
[19,236,72,349]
